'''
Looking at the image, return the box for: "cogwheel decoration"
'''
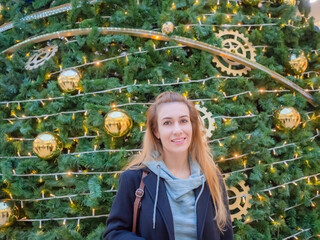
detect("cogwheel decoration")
[25,45,58,70]
[224,174,252,221]
[195,104,216,138]
[212,30,256,76]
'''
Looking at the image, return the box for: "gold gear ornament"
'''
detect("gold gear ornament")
[224,174,252,221]
[195,104,216,138]
[212,30,256,76]
[25,45,58,70]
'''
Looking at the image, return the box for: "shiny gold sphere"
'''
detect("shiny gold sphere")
[242,0,261,6]
[161,22,175,34]
[274,107,301,130]
[0,4,3,21]
[104,109,133,137]
[33,132,62,160]
[0,202,11,227]
[288,52,308,75]
[283,0,296,5]
[57,69,81,93]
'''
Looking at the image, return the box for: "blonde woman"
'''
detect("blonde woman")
[104,92,233,240]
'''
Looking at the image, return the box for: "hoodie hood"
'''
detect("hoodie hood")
[145,156,206,230]
[146,158,205,200]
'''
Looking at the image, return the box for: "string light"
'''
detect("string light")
[5,188,117,203]
[282,229,311,240]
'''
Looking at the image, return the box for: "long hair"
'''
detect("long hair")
[126,91,229,232]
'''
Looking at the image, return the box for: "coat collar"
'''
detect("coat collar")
[143,170,211,240]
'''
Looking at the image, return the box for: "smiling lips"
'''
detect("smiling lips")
[171,137,186,144]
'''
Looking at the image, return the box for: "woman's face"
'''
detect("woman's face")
[154,102,192,157]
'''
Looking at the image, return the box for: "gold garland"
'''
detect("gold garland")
[1,27,316,106]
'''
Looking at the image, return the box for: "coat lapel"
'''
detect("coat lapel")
[195,184,211,240]
[143,173,175,240]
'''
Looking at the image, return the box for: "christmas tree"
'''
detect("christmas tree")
[0,0,320,239]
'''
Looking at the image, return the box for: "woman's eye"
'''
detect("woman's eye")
[163,121,171,125]
[181,119,188,123]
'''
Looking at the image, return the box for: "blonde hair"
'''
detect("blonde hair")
[126,91,229,232]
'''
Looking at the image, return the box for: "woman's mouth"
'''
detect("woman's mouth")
[171,137,186,144]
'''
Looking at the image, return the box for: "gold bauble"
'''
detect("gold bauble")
[242,0,261,6]
[161,22,175,34]
[104,109,133,137]
[0,4,3,21]
[0,202,11,227]
[57,69,81,93]
[288,52,308,75]
[33,132,62,160]
[274,107,301,130]
[283,0,296,5]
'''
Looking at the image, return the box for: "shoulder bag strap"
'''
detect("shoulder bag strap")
[132,170,148,233]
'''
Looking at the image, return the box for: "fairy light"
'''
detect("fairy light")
[92,208,95,216]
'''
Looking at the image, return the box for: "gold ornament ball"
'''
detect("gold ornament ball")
[104,109,133,137]
[57,69,81,93]
[288,52,308,75]
[0,202,11,227]
[161,22,175,34]
[283,0,296,5]
[33,132,62,160]
[274,107,301,130]
[242,0,261,6]
[0,4,3,21]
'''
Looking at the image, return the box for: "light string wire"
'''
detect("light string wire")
[217,130,320,162]
[2,145,318,202]
[5,108,319,142]
[282,228,311,240]
[228,172,320,200]
[0,155,306,179]
[13,187,320,228]
[2,43,319,106]
[2,119,319,160]
[0,44,186,105]
[0,41,289,107]
[4,90,320,122]
[0,0,314,34]
[5,189,117,203]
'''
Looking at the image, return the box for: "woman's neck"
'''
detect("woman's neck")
[162,151,190,179]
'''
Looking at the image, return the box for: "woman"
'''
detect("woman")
[103,92,233,240]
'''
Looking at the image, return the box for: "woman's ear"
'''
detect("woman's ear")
[154,129,160,139]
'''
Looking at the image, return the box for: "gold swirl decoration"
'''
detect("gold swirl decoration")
[0,0,99,33]
[1,27,316,106]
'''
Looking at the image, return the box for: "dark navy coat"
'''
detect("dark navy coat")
[103,168,233,240]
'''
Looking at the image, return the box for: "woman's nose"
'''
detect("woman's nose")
[173,122,182,134]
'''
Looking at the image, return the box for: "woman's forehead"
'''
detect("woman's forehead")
[157,102,190,119]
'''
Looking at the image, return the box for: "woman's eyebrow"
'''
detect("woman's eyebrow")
[160,115,189,121]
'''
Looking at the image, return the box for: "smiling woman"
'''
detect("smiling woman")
[154,102,193,179]
[103,92,233,240]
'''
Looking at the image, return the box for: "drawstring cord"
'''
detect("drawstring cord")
[152,164,160,229]
[195,176,205,209]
